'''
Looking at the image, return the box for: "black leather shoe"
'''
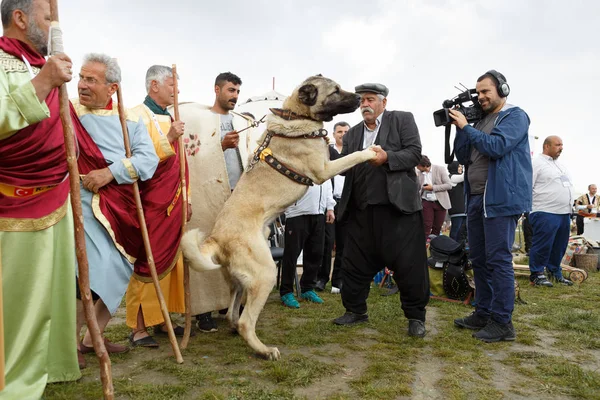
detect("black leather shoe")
[333,312,368,325]
[314,280,326,292]
[128,332,159,348]
[196,312,218,332]
[408,319,426,338]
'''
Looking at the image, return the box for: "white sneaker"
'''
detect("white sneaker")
[331,287,340,294]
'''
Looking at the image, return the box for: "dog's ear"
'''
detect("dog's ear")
[298,84,318,106]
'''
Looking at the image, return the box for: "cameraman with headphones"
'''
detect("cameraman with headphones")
[449,70,532,343]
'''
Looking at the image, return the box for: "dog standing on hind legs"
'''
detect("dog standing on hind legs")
[181,75,380,360]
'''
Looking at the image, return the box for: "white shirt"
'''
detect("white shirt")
[362,113,383,149]
[331,144,345,199]
[450,173,464,187]
[421,170,437,201]
[284,180,335,219]
[531,153,573,214]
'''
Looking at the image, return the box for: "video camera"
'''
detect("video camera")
[433,88,483,127]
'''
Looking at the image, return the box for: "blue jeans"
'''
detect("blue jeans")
[450,215,466,242]
[529,212,570,278]
[467,195,518,324]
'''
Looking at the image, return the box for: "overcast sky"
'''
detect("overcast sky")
[58,0,599,195]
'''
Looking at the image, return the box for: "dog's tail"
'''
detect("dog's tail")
[180,229,222,271]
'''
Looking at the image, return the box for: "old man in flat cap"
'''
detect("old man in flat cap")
[332,83,430,338]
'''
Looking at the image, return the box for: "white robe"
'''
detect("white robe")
[175,103,254,314]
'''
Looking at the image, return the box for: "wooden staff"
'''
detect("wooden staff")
[171,65,192,349]
[114,86,183,364]
[48,1,114,398]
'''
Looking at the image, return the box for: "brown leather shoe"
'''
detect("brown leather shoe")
[77,350,87,369]
[80,337,129,355]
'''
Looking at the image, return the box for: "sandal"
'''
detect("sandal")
[128,330,159,348]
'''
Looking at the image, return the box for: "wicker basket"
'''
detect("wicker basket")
[574,254,599,272]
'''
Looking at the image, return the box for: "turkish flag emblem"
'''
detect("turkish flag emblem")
[14,187,34,197]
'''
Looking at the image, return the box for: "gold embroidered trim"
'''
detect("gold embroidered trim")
[166,183,182,216]
[159,136,175,157]
[72,99,139,122]
[132,249,182,283]
[122,158,139,180]
[133,105,174,160]
[91,193,137,264]
[154,113,172,124]
[0,49,41,74]
[0,198,67,232]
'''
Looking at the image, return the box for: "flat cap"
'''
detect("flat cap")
[355,83,389,97]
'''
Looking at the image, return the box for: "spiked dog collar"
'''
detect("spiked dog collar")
[245,129,328,186]
[269,108,320,122]
[260,149,314,186]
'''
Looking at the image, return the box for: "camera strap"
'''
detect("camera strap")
[444,124,455,164]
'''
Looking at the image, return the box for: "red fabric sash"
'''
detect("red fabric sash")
[73,106,142,262]
[135,139,189,278]
[0,37,45,66]
[0,37,69,219]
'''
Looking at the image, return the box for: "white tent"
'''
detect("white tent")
[235,90,287,149]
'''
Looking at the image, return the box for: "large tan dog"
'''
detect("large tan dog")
[181,75,378,360]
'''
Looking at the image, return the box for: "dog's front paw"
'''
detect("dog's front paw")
[263,347,280,361]
[364,145,378,160]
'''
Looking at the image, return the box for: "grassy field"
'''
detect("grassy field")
[44,270,600,400]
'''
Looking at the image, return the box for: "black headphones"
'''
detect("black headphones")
[485,70,510,98]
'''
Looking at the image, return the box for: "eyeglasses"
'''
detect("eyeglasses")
[79,76,107,86]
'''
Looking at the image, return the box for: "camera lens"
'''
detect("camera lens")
[442,99,455,108]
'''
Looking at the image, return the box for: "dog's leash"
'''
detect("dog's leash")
[237,114,266,135]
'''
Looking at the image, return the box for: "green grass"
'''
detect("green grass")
[44,273,600,399]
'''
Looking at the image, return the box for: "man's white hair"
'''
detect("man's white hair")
[145,65,178,93]
[82,53,121,84]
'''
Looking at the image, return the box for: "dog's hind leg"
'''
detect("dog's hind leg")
[226,276,244,333]
[235,257,279,360]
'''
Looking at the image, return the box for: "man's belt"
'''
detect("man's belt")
[0,182,58,198]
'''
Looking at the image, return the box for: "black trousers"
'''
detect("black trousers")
[317,220,335,283]
[522,212,533,253]
[280,214,325,296]
[317,200,345,286]
[341,205,429,321]
[330,210,347,288]
[576,215,584,235]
